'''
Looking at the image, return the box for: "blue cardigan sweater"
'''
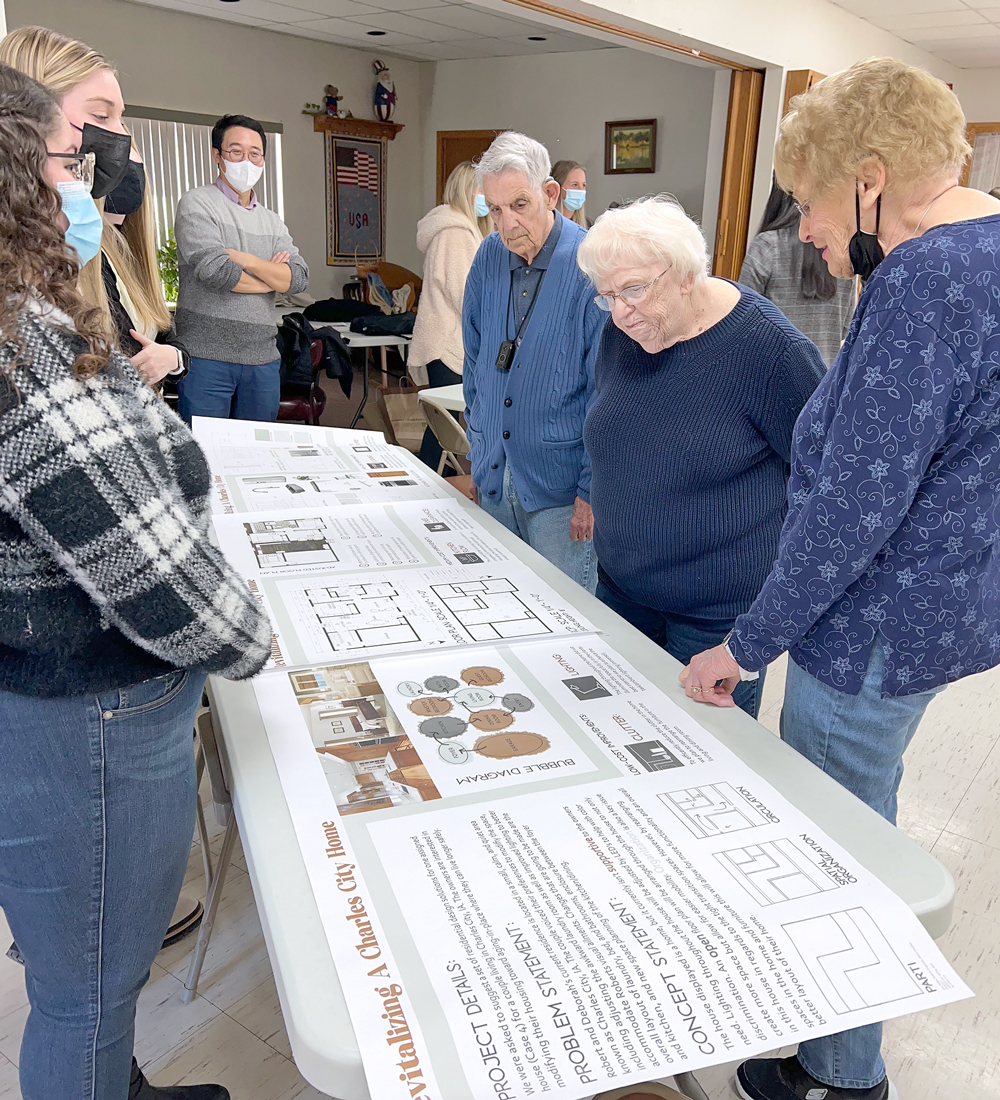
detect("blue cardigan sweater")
[462,216,605,511]
[729,216,1000,696]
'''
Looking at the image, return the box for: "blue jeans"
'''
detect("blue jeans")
[0,671,205,1100]
[478,464,597,593]
[596,568,764,718]
[783,638,943,1089]
[177,356,281,423]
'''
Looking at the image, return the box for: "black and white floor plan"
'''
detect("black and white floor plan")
[714,838,842,905]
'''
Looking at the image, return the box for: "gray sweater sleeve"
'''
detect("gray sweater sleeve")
[739,233,775,295]
[272,215,309,295]
[175,191,244,292]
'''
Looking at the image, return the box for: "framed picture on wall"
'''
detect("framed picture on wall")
[324,134,387,265]
[604,119,657,174]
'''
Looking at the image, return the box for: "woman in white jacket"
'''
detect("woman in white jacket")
[412,161,488,470]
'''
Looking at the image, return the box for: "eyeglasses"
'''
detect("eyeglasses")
[221,146,265,165]
[794,199,813,219]
[47,151,96,191]
[594,270,668,312]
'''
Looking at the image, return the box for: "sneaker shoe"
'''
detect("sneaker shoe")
[735,1057,898,1100]
[162,895,204,949]
[129,1058,229,1100]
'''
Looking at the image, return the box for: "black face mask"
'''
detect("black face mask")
[848,189,884,281]
[77,123,132,199]
[105,163,145,217]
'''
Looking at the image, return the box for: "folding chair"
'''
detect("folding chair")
[420,394,470,476]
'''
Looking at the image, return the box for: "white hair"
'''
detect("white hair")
[577,195,709,287]
[476,131,552,191]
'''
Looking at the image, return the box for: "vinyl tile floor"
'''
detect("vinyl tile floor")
[1,656,997,1100]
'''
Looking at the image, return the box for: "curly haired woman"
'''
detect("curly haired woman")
[0,64,270,1100]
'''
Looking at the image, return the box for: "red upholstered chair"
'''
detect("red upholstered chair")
[277,338,327,426]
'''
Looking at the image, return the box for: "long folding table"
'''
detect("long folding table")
[205,464,955,1100]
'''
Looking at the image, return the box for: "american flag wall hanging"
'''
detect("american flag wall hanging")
[325,135,386,265]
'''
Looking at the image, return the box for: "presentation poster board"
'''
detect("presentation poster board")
[252,638,971,1100]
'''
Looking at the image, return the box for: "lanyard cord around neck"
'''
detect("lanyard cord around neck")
[505,262,547,348]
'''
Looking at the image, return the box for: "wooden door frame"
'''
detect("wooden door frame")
[436,129,502,203]
[713,68,765,278]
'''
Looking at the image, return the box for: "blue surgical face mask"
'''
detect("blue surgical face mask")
[563,188,586,211]
[475,193,489,218]
[57,181,103,267]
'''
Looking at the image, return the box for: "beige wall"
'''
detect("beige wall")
[5,0,428,297]
[423,47,717,224]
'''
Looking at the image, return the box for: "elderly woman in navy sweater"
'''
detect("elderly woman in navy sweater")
[682,59,1000,1100]
[578,196,825,717]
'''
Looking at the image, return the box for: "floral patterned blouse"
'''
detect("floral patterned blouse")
[728,215,1000,697]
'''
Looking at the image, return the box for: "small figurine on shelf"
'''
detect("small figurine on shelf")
[373,60,396,122]
[324,84,342,116]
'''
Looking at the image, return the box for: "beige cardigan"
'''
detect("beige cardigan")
[408,204,482,386]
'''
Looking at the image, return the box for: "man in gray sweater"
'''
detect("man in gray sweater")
[175,114,309,422]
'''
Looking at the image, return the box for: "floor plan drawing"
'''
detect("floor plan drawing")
[304,582,422,649]
[243,518,340,569]
[658,782,775,838]
[782,909,922,1014]
[714,839,841,905]
[258,564,595,668]
[429,579,553,641]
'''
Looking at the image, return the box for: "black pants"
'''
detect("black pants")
[417,359,463,473]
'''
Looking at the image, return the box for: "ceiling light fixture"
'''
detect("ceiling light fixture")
[367,29,387,35]
[528,35,547,41]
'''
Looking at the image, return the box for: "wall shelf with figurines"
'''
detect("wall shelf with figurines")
[312,115,403,141]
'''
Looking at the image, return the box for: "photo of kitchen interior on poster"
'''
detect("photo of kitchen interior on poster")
[284,647,601,814]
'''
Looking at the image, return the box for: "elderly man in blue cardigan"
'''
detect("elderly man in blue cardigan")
[462,131,605,592]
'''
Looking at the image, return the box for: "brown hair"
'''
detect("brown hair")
[0,63,115,378]
[0,25,170,335]
[552,158,587,227]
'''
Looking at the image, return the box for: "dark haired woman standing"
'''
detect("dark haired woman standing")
[740,177,855,365]
[0,64,269,1100]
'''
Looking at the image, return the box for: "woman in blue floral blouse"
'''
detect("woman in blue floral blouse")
[681,57,1000,1100]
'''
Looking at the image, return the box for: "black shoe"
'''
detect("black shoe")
[129,1058,230,1100]
[735,1056,897,1100]
[162,894,204,950]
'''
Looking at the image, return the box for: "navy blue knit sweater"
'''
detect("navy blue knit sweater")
[584,285,825,622]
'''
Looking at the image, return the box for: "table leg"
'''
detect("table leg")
[181,812,239,1004]
[350,350,370,430]
[380,345,388,388]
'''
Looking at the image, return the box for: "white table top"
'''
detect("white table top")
[418,383,464,411]
[329,320,411,349]
[209,468,955,1100]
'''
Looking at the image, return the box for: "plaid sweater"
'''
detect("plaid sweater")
[0,307,272,697]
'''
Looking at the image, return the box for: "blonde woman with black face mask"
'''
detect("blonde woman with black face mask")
[0,25,188,389]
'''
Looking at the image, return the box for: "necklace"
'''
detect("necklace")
[914,183,959,235]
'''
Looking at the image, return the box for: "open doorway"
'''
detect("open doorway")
[428,7,764,279]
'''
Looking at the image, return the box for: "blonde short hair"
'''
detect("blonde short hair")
[577,195,707,287]
[775,57,970,195]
